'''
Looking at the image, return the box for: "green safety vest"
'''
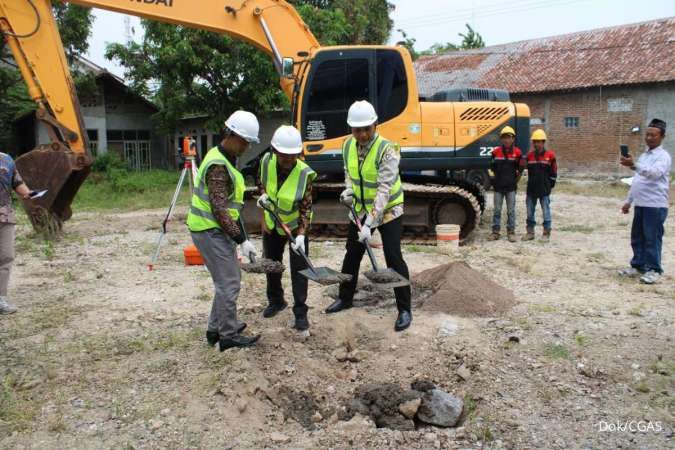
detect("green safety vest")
[342,135,404,215]
[187,146,245,232]
[260,152,316,234]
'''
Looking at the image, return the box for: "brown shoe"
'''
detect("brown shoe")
[507,232,517,242]
[522,231,535,241]
[542,229,551,242]
[488,232,500,241]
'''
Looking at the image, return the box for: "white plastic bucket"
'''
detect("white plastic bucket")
[436,224,460,250]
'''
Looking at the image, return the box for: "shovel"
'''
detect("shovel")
[238,218,285,274]
[262,202,351,286]
[344,202,411,289]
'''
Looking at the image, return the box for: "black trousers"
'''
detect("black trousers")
[263,231,309,318]
[338,217,411,312]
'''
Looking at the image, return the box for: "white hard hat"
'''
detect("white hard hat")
[271,125,303,155]
[225,110,260,143]
[347,100,378,127]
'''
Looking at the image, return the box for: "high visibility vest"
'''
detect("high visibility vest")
[342,135,404,215]
[187,146,245,232]
[260,152,316,234]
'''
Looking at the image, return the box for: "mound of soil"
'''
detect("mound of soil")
[414,261,516,317]
[340,383,421,431]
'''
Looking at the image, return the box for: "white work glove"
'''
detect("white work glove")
[357,215,374,243]
[290,234,306,255]
[256,193,271,209]
[339,188,354,206]
[239,240,257,262]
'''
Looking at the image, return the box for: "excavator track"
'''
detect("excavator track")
[243,181,483,242]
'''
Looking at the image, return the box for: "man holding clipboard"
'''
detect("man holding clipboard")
[0,152,38,314]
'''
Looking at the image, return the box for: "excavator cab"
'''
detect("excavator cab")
[297,46,417,175]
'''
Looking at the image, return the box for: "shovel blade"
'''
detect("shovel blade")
[364,269,411,289]
[299,267,352,285]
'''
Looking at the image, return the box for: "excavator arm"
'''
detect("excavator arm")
[0,0,318,230]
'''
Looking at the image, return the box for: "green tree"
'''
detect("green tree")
[106,0,395,132]
[416,23,486,58]
[0,3,93,151]
[459,24,485,49]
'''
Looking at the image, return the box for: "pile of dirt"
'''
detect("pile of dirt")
[414,261,516,317]
[241,258,285,274]
[340,383,421,430]
[276,386,320,430]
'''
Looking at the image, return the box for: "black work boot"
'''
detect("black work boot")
[206,323,247,347]
[294,314,309,331]
[394,310,412,332]
[219,334,260,351]
[325,299,353,314]
[263,302,287,318]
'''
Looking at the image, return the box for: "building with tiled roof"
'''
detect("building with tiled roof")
[415,18,675,171]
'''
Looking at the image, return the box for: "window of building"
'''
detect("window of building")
[376,50,408,123]
[86,129,99,157]
[564,117,579,128]
[106,129,152,170]
[304,57,370,141]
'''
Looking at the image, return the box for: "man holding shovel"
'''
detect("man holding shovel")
[187,111,262,351]
[326,100,412,332]
[257,125,317,331]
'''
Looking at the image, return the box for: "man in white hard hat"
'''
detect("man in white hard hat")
[256,125,316,331]
[187,110,262,351]
[326,100,412,332]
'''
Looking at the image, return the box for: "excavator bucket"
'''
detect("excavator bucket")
[16,142,91,233]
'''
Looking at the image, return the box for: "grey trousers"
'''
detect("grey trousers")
[191,229,244,339]
[0,223,15,297]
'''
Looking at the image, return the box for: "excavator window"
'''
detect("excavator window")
[301,49,410,143]
[304,56,370,141]
[376,49,408,123]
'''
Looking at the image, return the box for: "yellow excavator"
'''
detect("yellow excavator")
[1,0,530,238]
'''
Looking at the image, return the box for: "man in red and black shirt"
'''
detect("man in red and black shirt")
[488,126,524,242]
[523,129,558,241]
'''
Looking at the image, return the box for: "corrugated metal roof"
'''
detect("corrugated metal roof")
[414,17,675,96]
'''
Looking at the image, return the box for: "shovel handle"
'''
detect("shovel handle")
[262,202,317,273]
[346,204,380,272]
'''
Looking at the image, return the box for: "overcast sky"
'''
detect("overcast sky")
[86,0,674,78]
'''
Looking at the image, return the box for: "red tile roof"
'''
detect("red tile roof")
[414,17,675,96]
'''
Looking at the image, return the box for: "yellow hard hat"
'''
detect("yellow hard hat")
[500,126,516,137]
[532,129,547,141]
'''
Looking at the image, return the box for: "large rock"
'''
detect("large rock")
[398,398,422,419]
[417,389,463,427]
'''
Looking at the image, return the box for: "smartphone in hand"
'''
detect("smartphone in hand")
[620,145,630,158]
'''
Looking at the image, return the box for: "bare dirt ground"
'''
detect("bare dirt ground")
[1,181,673,449]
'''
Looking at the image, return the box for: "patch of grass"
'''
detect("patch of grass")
[42,239,55,260]
[514,317,533,331]
[195,291,211,302]
[628,304,644,317]
[0,375,40,431]
[72,170,188,212]
[544,343,571,359]
[634,382,650,393]
[555,180,629,198]
[404,244,448,255]
[559,224,597,234]
[574,333,589,347]
[529,304,557,314]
